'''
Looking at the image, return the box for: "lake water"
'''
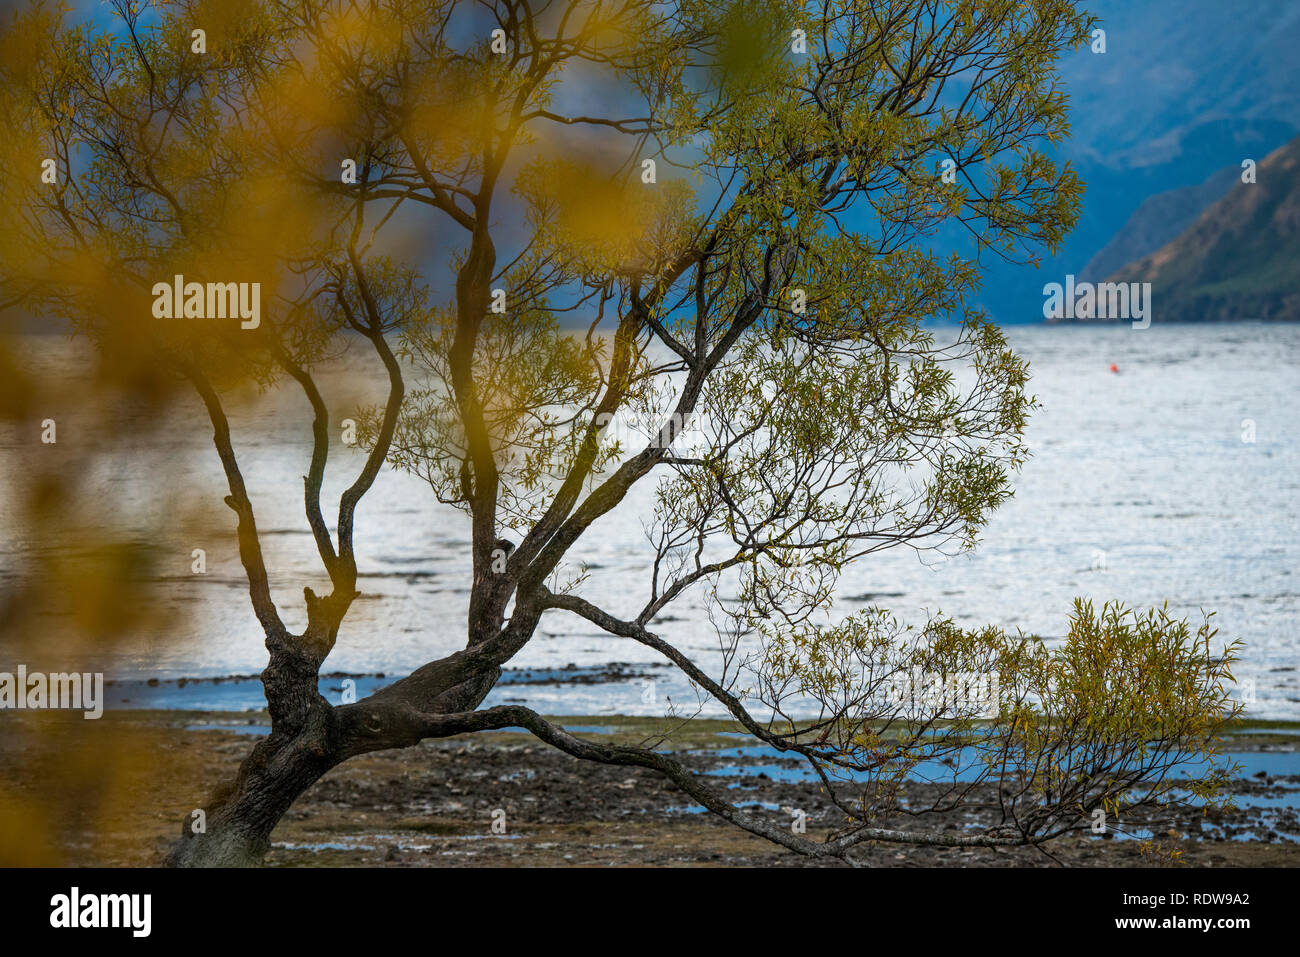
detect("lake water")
[5,323,1299,718]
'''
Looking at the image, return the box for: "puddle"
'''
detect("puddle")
[186,722,270,736]
[692,744,1300,804]
[273,841,376,852]
[666,801,782,815]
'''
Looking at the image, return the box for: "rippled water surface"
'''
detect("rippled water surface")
[5,323,1298,717]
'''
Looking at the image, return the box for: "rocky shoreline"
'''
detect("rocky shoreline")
[3,711,1298,866]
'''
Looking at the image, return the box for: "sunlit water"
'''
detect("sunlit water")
[4,323,1298,718]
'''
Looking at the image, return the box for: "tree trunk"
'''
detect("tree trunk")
[165,644,501,867]
[165,708,338,867]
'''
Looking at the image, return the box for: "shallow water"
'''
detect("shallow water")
[691,743,1300,785]
[5,323,1299,717]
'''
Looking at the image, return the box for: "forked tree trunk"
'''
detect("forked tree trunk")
[165,707,338,867]
[166,640,501,867]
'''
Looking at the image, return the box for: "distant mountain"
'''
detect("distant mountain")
[1080,164,1239,282]
[1105,135,1300,321]
[964,0,1300,323]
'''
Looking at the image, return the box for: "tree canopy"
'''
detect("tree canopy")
[0,0,1242,866]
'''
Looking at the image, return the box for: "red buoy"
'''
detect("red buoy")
[1109,363,1119,373]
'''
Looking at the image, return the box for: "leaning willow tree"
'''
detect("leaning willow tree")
[1,0,1241,866]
